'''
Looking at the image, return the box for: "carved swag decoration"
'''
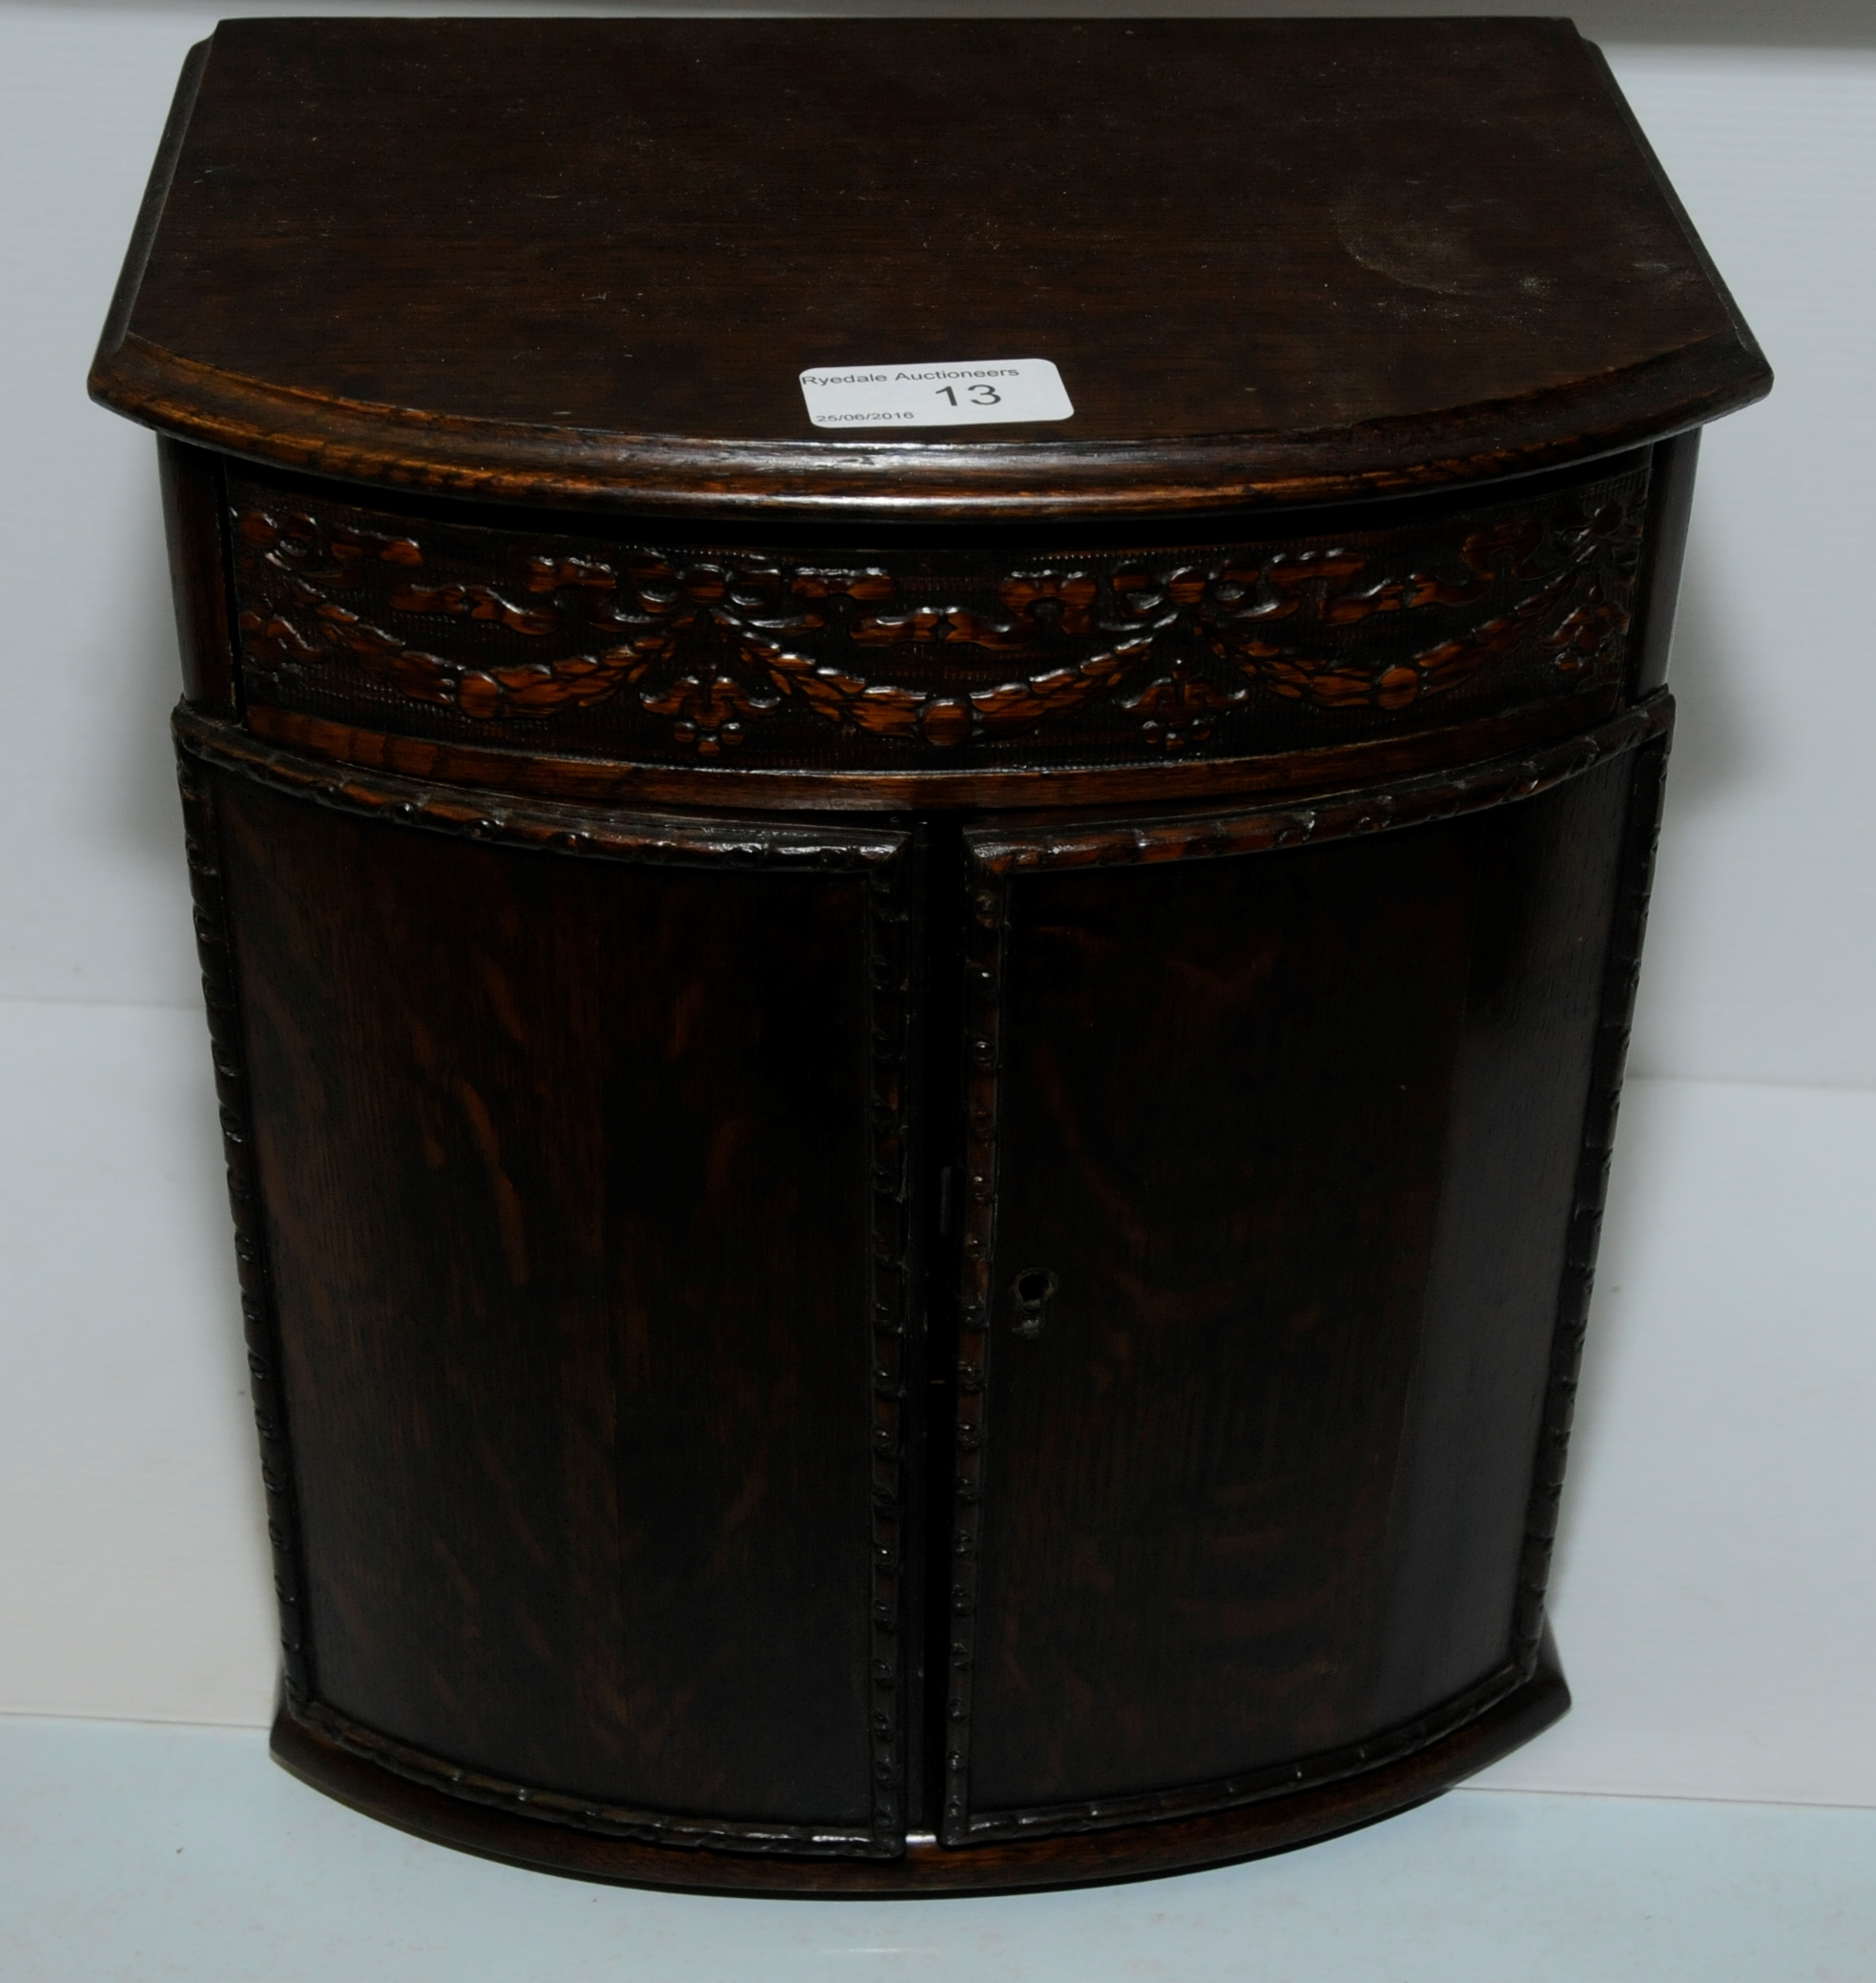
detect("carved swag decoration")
[232,482,1643,758]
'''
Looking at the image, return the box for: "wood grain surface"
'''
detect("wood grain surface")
[270,1632,1567,1895]
[219,452,1650,777]
[172,696,1662,1878]
[944,751,1649,1841]
[92,19,1767,517]
[102,10,1754,1891]
[207,768,916,1853]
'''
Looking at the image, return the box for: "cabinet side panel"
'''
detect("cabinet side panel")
[1371,754,1638,1724]
[158,437,238,712]
[1629,428,1700,697]
[214,774,879,1833]
[964,827,1477,1818]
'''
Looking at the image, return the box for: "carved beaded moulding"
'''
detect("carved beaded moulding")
[228,456,1648,773]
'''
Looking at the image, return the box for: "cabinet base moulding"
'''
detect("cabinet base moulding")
[270,1634,1568,1897]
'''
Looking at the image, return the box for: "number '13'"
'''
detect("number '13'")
[937,384,1001,406]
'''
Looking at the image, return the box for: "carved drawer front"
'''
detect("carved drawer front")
[227,456,1648,775]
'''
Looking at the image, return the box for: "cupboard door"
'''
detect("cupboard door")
[946,750,1651,1843]
[193,751,917,1857]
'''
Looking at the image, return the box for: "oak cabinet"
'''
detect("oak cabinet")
[95,16,1765,1892]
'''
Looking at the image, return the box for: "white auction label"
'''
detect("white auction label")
[799,359,1074,430]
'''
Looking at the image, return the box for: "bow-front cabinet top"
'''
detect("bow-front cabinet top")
[91,16,1768,523]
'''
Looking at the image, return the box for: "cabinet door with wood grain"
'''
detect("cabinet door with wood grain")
[201,765,917,1857]
[945,751,1653,1845]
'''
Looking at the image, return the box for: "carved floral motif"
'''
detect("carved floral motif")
[232,478,1643,758]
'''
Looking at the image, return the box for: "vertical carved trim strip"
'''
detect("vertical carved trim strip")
[865,849,917,1854]
[1512,718,1673,1667]
[939,863,1009,1845]
[175,739,312,1710]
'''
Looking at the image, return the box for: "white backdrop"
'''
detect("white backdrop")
[3,2,1872,1810]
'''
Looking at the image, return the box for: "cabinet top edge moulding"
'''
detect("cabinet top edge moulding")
[88,15,1770,524]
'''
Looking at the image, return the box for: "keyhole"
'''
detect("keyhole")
[1010,1268,1059,1338]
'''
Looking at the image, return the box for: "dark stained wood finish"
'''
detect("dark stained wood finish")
[964,819,1477,1826]
[101,13,1765,1896]
[270,1629,1567,1896]
[157,437,237,713]
[166,699,1661,1880]
[237,690,1625,818]
[1371,756,1643,1725]
[174,696,1660,1881]
[1632,430,1702,697]
[92,19,1767,519]
[218,451,1648,779]
[199,762,917,1853]
[176,699,1669,913]
[943,753,1640,1839]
